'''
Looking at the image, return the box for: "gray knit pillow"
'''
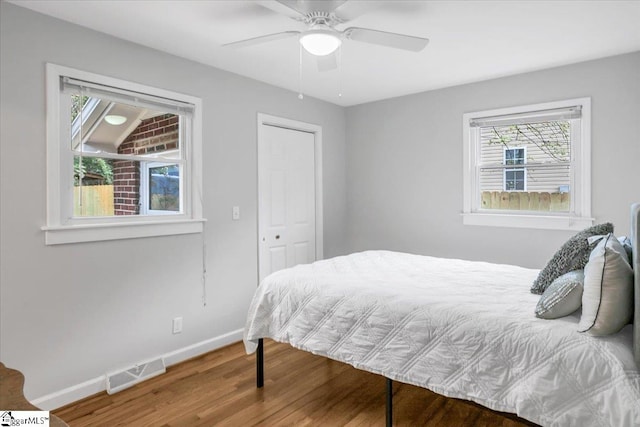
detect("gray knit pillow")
[531,223,614,294]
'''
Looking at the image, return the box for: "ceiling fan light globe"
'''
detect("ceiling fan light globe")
[300,30,341,56]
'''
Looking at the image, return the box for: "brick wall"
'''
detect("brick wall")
[113,114,179,215]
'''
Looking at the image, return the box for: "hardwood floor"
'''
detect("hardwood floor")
[54,340,538,426]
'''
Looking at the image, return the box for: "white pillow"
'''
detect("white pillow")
[617,235,633,264]
[578,234,633,335]
[535,270,584,319]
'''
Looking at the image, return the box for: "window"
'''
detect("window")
[503,147,526,191]
[44,64,204,244]
[505,169,526,191]
[141,162,181,215]
[462,98,592,230]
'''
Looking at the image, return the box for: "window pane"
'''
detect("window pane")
[148,164,180,212]
[505,148,525,165]
[112,158,141,216]
[478,120,571,212]
[505,149,515,164]
[71,96,183,217]
[71,94,89,122]
[481,122,570,166]
[505,169,525,191]
[74,156,117,217]
[71,95,180,158]
[73,158,181,217]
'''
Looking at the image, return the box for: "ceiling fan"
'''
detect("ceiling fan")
[223,0,429,71]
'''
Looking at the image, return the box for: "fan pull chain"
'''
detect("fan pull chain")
[201,220,208,307]
[298,39,304,100]
[338,45,342,98]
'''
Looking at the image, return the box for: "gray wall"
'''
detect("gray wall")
[2,1,639,407]
[0,2,347,401]
[346,52,640,268]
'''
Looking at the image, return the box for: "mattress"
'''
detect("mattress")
[244,250,640,427]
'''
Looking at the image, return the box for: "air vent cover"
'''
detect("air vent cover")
[106,358,166,394]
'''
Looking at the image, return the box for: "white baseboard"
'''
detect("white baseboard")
[31,376,106,411]
[162,328,243,367]
[32,329,244,410]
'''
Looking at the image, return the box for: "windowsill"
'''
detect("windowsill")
[42,218,206,245]
[462,212,594,231]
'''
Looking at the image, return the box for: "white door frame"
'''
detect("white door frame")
[257,113,324,282]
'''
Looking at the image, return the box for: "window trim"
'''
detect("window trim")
[462,98,592,231]
[44,63,204,244]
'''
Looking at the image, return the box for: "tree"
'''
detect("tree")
[74,157,114,185]
[488,121,570,162]
[71,94,89,121]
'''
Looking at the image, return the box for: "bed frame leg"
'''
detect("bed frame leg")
[257,338,264,388]
[386,378,393,427]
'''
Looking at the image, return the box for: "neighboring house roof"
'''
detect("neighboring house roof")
[72,99,163,154]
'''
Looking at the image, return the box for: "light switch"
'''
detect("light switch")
[232,206,240,220]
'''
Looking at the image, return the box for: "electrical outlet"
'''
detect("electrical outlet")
[172,317,183,334]
[232,206,240,220]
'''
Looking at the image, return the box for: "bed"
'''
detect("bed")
[244,204,640,427]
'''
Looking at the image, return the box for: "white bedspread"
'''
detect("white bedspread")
[244,251,640,427]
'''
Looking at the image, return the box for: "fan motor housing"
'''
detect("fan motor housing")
[303,11,343,27]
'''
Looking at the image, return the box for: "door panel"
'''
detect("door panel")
[293,242,309,266]
[269,246,287,274]
[269,171,286,226]
[259,124,316,281]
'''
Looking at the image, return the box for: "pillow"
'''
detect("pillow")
[617,236,633,265]
[535,270,584,319]
[577,234,634,336]
[530,222,614,295]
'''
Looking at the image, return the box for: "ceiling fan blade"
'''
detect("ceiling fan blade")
[317,52,338,72]
[254,0,306,19]
[343,27,429,52]
[333,0,384,22]
[223,31,300,49]
[276,0,348,16]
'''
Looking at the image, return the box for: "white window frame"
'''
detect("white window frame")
[503,147,526,191]
[504,168,526,192]
[43,64,204,244]
[140,160,183,216]
[462,98,592,231]
[503,147,526,166]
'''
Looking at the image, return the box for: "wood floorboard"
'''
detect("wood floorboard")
[54,340,538,426]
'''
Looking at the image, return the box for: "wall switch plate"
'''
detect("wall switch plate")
[232,206,240,220]
[172,317,183,334]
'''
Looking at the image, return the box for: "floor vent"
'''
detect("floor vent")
[106,358,166,394]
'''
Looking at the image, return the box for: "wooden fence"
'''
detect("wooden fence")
[481,191,570,212]
[74,185,114,217]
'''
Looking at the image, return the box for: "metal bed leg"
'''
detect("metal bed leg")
[386,378,393,427]
[257,338,264,388]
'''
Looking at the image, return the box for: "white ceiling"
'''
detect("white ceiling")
[11,0,640,106]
